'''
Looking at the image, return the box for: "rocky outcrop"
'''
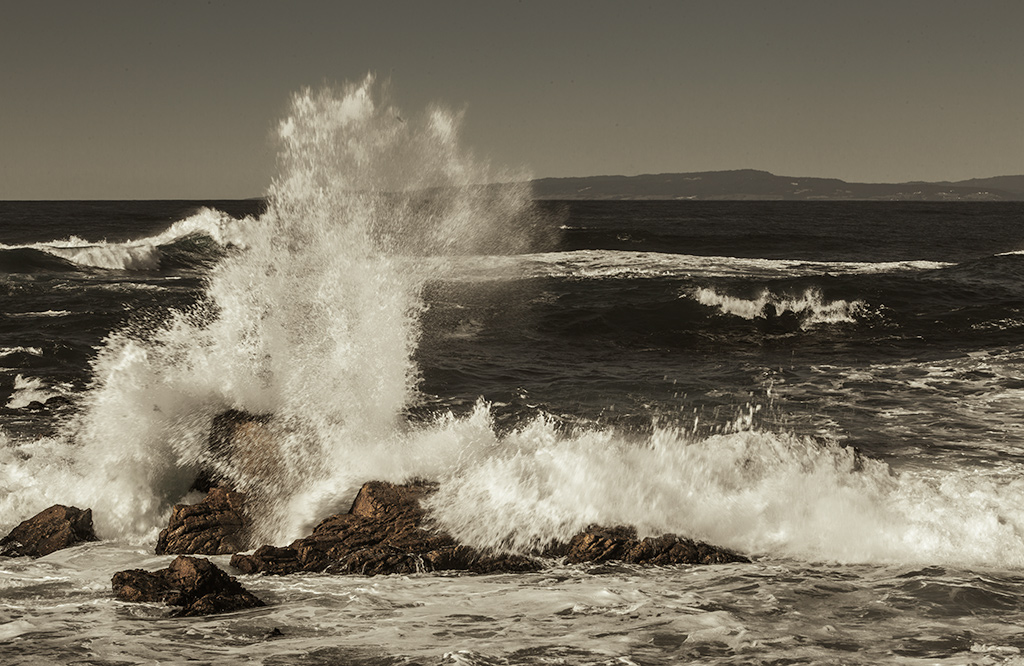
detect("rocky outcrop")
[0,505,98,557]
[547,525,748,565]
[112,555,265,617]
[193,411,747,573]
[156,487,250,556]
[231,480,541,576]
[231,480,748,576]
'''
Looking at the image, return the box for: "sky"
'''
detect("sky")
[1,0,1022,199]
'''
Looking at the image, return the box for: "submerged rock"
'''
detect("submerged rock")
[0,504,98,557]
[232,480,542,576]
[193,409,273,492]
[231,480,748,576]
[112,555,265,617]
[156,487,250,556]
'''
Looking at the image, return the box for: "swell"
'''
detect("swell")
[492,254,1024,350]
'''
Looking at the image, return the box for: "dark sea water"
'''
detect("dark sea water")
[4,79,1024,664]
[3,197,1024,665]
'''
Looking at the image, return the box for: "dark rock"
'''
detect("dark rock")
[0,505,98,557]
[232,480,541,576]
[548,525,749,566]
[112,555,265,617]
[156,487,250,556]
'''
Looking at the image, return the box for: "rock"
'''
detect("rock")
[231,480,747,576]
[548,525,749,566]
[232,481,542,576]
[0,505,98,557]
[112,555,265,617]
[156,487,250,556]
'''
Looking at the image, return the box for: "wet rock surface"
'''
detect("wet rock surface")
[0,504,98,557]
[112,555,265,617]
[156,487,250,556]
[232,481,747,576]
[232,480,542,576]
[547,525,750,565]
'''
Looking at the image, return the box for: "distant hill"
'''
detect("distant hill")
[530,169,1024,201]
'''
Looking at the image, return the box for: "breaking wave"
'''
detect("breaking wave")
[421,404,1024,567]
[693,286,867,329]
[0,75,538,544]
[0,207,249,272]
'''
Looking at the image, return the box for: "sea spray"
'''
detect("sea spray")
[11,75,542,544]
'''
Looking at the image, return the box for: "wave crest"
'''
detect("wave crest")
[0,207,250,272]
[693,286,867,329]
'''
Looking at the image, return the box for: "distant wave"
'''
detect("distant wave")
[442,250,951,283]
[692,286,867,329]
[4,374,73,410]
[0,207,249,272]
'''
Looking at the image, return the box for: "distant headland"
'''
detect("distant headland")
[530,169,1024,201]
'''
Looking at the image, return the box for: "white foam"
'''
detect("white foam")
[444,250,950,283]
[7,311,71,318]
[422,404,1024,567]
[0,347,42,358]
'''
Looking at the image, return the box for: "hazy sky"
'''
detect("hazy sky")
[2,1,1022,199]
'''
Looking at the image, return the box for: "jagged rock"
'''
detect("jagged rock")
[232,480,542,576]
[0,505,98,557]
[548,525,749,565]
[112,555,265,617]
[156,487,250,556]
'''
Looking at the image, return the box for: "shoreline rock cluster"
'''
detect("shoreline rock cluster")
[112,555,265,617]
[0,411,750,616]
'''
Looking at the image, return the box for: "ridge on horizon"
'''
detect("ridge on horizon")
[529,169,1024,201]
[7,169,1024,203]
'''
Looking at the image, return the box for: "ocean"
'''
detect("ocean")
[4,80,1024,664]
